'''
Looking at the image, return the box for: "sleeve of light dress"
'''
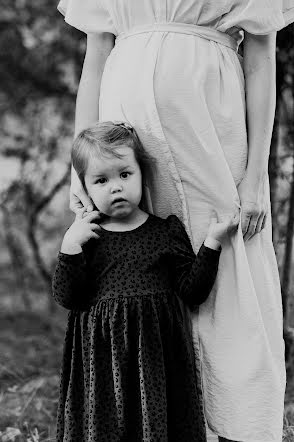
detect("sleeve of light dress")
[167,215,221,311]
[57,0,116,35]
[52,251,96,311]
[219,0,294,34]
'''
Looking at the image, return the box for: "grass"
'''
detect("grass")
[0,311,65,442]
[0,310,294,442]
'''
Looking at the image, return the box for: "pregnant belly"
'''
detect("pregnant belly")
[101,33,247,184]
[100,33,248,222]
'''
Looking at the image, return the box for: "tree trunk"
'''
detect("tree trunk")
[281,152,294,325]
[26,164,71,313]
[1,206,32,311]
[269,99,280,247]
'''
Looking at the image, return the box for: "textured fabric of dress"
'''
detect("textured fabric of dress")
[57,1,294,440]
[52,214,221,441]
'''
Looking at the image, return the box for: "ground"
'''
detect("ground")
[0,311,65,442]
[0,310,293,442]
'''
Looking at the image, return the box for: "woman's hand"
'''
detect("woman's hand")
[237,173,268,241]
[70,166,94,214]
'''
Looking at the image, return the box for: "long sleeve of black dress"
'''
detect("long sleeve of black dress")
[167,215,221,310]
[52,241,96,310]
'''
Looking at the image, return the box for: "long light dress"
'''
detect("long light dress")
[57,1,294,441]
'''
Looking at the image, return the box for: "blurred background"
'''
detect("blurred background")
[0,1,294,441]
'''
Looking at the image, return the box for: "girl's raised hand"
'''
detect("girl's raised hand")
[207,211,240,245]
[61,209,101,254]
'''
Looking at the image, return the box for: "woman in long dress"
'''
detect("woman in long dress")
[57,1,294,441]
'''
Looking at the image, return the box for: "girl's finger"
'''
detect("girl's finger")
[211,209,219,222]
[210,216,218,225]
[83,211,101,222]
[89,222,102,232]
[75,208,87,220]
[218,214,230,225]
[221,216,236,234]
[90,231,100,240]
[83,209,96,218]
[227,216,239,233]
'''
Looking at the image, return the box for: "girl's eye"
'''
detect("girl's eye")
[121,172,130,179]
[96,177,107,184]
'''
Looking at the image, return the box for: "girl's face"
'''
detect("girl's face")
[84,146,143,220]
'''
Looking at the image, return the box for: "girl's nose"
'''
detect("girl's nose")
[111,183,123,193]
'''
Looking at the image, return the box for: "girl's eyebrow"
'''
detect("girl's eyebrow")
[120,165,133,170]
[89,164,134,177]
[90,173,104,178]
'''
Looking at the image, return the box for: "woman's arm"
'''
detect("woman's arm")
[74,32,115,136]
[243,32,276,184]
[70,32,115,212]
[238,32,276,241]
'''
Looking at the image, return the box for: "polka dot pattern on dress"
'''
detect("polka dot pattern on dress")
[52,214,220,441]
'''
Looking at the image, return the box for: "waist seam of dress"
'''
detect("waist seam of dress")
[115,22,239,52]
[93,291,171,302]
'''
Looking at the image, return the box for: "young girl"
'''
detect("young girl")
[52,121,239,442]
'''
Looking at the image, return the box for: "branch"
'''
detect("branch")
[26,165,71,291]
[33,163,71,215]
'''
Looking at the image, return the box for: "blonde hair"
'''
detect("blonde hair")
[72,121,154,190]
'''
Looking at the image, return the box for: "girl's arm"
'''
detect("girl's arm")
[176,243,221,310]
[52,252,89,310]
[237,32,276,241]
[168,216,221,310]
[52,246,96,311]
[70,32,115,212]
[52,209,100,310]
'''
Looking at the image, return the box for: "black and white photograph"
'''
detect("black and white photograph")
[1,1,294,441]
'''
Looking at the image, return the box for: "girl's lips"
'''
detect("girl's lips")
[111,198,127,205]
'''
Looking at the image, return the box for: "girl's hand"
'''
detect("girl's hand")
[61,209,101,254]
[237,173,268,242]
[207,211,239,245]
[70,166,94,214]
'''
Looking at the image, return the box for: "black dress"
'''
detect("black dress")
[52,214,220,442]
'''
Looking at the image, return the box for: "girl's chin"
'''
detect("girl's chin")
[109,207,138,219]
[112,210,133,219]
